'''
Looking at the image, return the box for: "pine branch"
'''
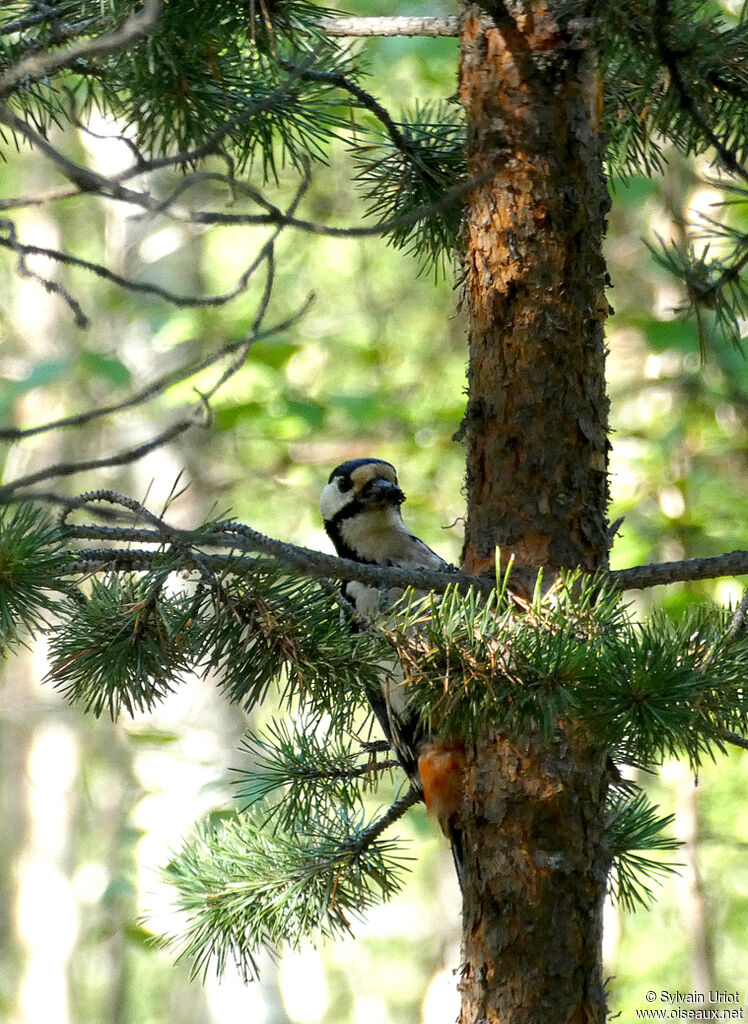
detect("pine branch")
[166,800,412,981]
[652,0,748,187]
[0,504,72,653]
[315,16,461,37]
[0,0,161,96]
[277,56,411,154]
[4,491,748,601]
[236,720,403,830]
[0,95,481,244]
[339,786,422,856]
[606,789,682,912]
[58,512,748,594]
[611,550,748,590]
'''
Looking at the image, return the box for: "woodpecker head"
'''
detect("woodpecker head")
[320,458,407,564]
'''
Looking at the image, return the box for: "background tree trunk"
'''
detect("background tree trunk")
[457,3,611,1021]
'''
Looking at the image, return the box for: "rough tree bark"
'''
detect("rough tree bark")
[456,3,611,1022]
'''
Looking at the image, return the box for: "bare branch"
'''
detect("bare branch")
[728,588,748,637]
[0,7,91,38]
[315,16,460,38]
[0,183,83,211]
[0,99,479,242]
[0,296,310,442]
[0,418,199,496]
[0,216,88,326]
[0,152,308,322]
[610,550,748,590]
[0,101,156,201]
[52,500,748,595]
[164,171,484,238]
[0,216,273,309]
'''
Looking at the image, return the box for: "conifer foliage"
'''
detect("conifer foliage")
[1,503,747,979]
[0,0,747,1014]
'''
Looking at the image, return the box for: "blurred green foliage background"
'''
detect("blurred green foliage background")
[1,1,747,1022]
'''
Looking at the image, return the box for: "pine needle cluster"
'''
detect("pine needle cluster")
[47,574,196,717]
[2,0,746,341]
[391,575,748,774]
[386,573,748,914]
[351,102,466,273]
[195,568,387,726]
[563,0,748,351]
[2,0,352,176]
[165,798,409,981]
[0,504,71,654]
[1,509,747,973]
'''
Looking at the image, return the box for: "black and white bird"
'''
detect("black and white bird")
[319,457,451,780]
[321,457,466,884]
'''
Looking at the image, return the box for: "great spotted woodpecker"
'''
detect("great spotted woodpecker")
[320,458,465,880]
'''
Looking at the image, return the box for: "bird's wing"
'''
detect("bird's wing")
[395,532,451,571]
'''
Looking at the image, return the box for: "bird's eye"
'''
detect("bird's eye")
[337,476,353,493]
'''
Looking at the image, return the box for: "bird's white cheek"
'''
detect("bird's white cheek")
[319,481,349,521]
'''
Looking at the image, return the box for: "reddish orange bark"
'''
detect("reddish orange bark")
[459,2,610,579]
[456,3,611,1021]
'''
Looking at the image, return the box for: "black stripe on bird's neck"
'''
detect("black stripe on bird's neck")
[324,516,377,564]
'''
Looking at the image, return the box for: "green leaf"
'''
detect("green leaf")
[79,352,133,388]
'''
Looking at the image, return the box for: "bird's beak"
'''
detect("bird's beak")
[365,478,406,507]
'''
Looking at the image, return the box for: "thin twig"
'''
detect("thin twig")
[0,298,311,441]
[0,100,480,241]
[278,56,410,154]
[340,786,422,859]
[0,217,88,326]
[0,220,274,308]
[0,419,200,496]
[721,730,748,753]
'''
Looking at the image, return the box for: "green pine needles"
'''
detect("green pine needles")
[390,575,748,771]
[165,798,410,981]
[1,0,746,344]
[1,503,746,976]
[0,503,70,654]
[196,569,388,727]
[166,573,748,978]
[351,102,466,273]
[48,574,196,717]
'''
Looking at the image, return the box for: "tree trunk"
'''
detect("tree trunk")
[459,0,610,580]
[457,3,611,1021]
